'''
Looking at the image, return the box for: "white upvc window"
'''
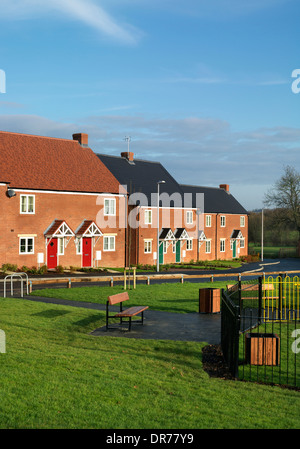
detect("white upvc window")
[20,195,35,214]
[205,240,211,254]
[103,235,115,251]
[220,216,226,227]
[163,241,167,254]
[206,215,211,227]
[186,211,193,225]
[220,239,225,252]
[186,239,193,250]
[144,240,152,253]
[172,241,176,253]
[76,238,82,255]
[240,238,245,248]
[104,198,116,216]
[19,237,34,254]
[240,216,245,227]
[144,210,152,225]
[57,237,64,255]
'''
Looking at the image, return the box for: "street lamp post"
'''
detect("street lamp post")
[157,180,165,272]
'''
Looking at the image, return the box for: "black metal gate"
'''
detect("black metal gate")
[221,288,240,378]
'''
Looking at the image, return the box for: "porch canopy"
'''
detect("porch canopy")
[174,228,190,240]
[159,228,176,249]
[198,230,207,241]
[75,220,103,246]
[44,220,75,247]
[230,229,244,241]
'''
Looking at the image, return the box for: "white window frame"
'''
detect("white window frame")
[76,238,82,255]
[20,195,35,214]
[206,215,211,227]
[144,240,152,254]
[57,237,64,256]
[104,198,116,216]
[240,216,245,227]
[220,216,226,227]
[186,239,193,250]
[186,211,193,225]
[144,210,152,225]
[205,240,211,254]
[240,238,245,248]
[19,237,34,254]
[172,241,176,253]
[220,239,225,252]
[103,235,115,251]
[163,241,167,254]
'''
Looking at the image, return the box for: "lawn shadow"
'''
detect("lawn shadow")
[32,309,70,318]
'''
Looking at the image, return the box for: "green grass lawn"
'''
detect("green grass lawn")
[0,296,299,429]
[249,244,298,258]
[30,281,228,313]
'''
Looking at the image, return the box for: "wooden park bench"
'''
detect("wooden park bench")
[106,292,149,331]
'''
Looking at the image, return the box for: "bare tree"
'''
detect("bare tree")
[264,166,300,240]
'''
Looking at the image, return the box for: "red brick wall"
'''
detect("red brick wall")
[199,213,248,260]
[0,186,126,269]
[128,207,248,265]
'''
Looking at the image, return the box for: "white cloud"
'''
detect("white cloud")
[1,112,299,210]
[0,0,141,44]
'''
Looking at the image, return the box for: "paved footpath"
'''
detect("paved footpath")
[21,295,221,345]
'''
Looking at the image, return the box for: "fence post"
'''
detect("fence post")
[238,277,242,314]
[233,310,241,378]
[258,276,262,324]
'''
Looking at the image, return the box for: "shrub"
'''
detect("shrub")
[38,265,48,275]
[55,265,64,274]
[1,263,18,273]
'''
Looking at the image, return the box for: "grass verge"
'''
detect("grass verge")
[30,281,229,313]
[0,297,299,429]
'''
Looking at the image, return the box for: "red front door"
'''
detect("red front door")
[47,238,57,269]
[82,237,92,267]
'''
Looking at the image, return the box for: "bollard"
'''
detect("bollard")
[67,278,71,289]
[180,275,184,284]
[133,267,136,289]
[110,277,114,287]
[146,276,150,285]
[29,280,33,294]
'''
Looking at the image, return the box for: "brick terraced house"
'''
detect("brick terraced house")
[180,184,248,261]
[0,131,127,269]
[97,151,249,266]
[0,131,248,271]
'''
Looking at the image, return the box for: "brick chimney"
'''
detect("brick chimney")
[73,133,89,147]
[219,184,229,192]
[121,151,134,162]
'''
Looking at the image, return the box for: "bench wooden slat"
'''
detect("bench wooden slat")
[108,292,129,305]
[115,306,149,318]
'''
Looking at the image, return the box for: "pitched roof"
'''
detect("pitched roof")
[97,153,185,207]
[0,131,121,193]
[180,184,248,215]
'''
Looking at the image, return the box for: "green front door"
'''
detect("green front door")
[176,240,181,263]
[232,240,236,258]
[159,242,164,264]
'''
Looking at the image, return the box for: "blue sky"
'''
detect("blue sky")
[0,0,299,210]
